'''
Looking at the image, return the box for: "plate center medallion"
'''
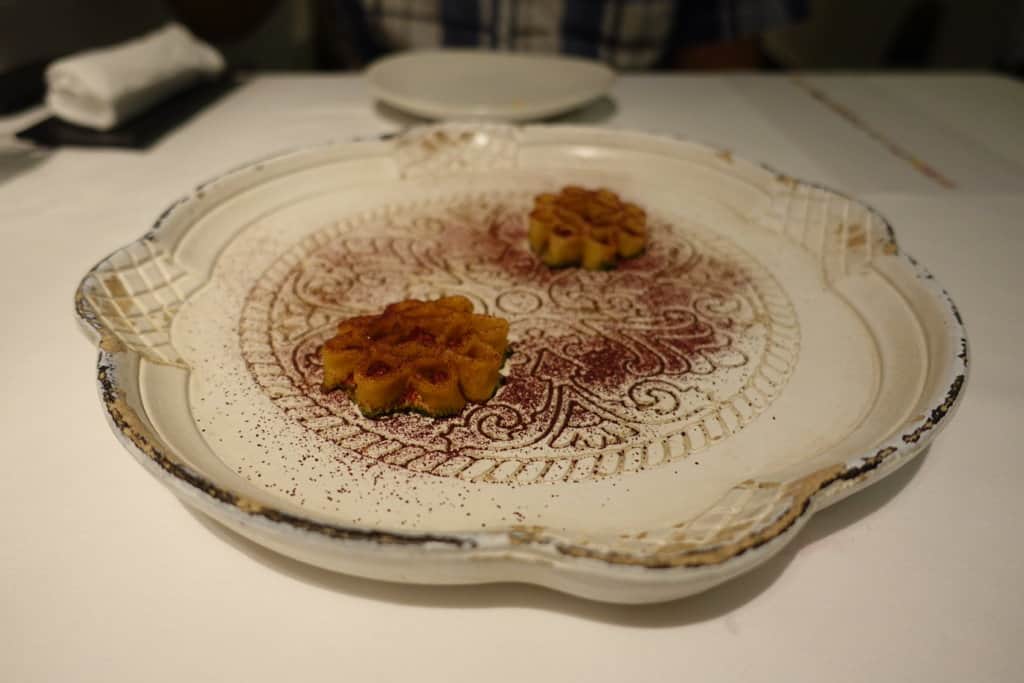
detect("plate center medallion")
[240,195,799,484]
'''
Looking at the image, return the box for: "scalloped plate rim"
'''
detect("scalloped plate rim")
[74,124,969,604]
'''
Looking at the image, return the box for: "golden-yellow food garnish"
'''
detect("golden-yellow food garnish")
[528,186,647,270]
[321,296,509,418]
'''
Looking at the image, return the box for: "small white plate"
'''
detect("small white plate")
[76,124,967,604]
[366,50,615,121]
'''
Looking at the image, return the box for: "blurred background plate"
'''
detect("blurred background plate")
[366,50,615,121]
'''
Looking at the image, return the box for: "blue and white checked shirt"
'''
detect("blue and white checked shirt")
[328,0,807,69]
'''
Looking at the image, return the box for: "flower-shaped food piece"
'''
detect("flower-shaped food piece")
[528,186,647,270]
[321,296,509,417]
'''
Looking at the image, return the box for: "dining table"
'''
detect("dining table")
[1,71,1021,682]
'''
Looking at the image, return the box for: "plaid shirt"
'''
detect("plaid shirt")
[328,0,807,69]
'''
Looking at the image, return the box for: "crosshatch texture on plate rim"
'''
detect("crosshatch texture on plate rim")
[74,123,968,600]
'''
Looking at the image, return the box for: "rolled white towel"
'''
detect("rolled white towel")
[45,22,225,131]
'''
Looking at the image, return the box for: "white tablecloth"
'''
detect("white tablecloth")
[1,73,1021,683]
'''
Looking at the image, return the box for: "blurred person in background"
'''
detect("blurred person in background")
[1,0,807,113]
[318,0,809,69]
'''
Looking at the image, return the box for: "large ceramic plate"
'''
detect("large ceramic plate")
[366,50,615,121]
[76,124,967,604]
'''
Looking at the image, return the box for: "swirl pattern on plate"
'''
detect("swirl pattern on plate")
[240,193,800,484]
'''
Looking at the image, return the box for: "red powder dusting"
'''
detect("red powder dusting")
[365,361,391,377]
[419,366,449,383]
[249,199,762,467]
[404,328,436,344]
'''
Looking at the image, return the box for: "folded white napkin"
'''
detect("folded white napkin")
[45,22,225,131]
